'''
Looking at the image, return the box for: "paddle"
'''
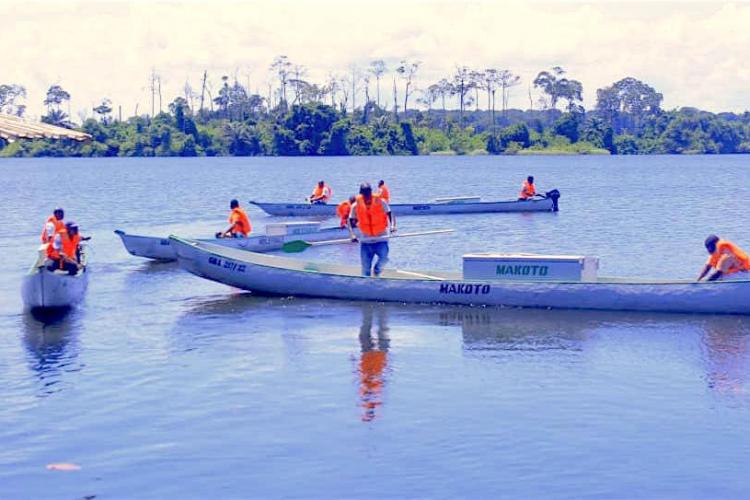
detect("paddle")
[281,229,454,253]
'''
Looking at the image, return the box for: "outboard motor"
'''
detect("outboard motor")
[545,189,560,212]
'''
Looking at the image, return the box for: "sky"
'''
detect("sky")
[4,0,750,120]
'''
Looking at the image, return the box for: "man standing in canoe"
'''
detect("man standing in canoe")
[219,199,251,238]
[41,207,65,243]
[348,183,396,277]
[376,180,390,203]
[698,235,750,281]
[309,180,332,204]
[336,196,356,228]
[518,176,536,200]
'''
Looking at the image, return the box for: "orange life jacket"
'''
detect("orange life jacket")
[46,228,65,260]
[62,233,81,261]
[228,207,251,236]
[41,215,65,243]
[336,200,352,227]
[708,239,750,275]
[311,184,332,202]
[377,185,390,203]
[354,194,389,237]
[519,180,535,200]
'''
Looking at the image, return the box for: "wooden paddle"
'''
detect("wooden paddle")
[281,229,454,253]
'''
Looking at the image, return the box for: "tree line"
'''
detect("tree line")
[2,59,750,157]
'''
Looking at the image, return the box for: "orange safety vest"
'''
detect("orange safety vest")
[41,215,65,243]
[336,200,352,227]
[46,228,65,260]
[519,180,535,200]
[228,207,251,236]
[377,184,390,203]
[708,239,750,275]
[354,194,389,237]
[311,184,332,202]
[62,233,81,261]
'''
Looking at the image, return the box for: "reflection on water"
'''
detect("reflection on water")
[700,317,750,397]
[357,304,390,422]
[22,310,82,397]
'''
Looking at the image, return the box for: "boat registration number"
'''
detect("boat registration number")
[208,256,246,273]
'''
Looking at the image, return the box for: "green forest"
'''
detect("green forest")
[2,63,750,157]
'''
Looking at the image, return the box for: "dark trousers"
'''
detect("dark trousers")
[48,259,78,275]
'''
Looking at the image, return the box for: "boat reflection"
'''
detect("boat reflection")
[700,316,750,397]
[356,304,390,423]
[22,309,82,397]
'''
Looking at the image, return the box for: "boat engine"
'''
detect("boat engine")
[545,189,560,212]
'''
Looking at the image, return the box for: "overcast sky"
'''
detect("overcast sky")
[5,0,750,119]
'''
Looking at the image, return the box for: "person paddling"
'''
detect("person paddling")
[41,207,65,243]
[348,182,396,277]
[376,180,390,203]
[309,180,332,204]
[336,196,357,228]
[46,221,82,275]
[698,235,750,281]
[518,176,536,200]
[218,199,251,238]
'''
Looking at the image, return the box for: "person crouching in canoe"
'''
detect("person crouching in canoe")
[309,180,332,204]
[218,199,251,238]
[336,196,356,228]
[698,235,750,281]
[348,183,396,277]
[46,221,82,275]
[518,176,536,200]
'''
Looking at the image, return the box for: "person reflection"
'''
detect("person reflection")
[702,318,750,396]
[357,304,390,422]
[23,310,79,396]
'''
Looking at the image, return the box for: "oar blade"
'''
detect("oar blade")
[281,240,312,253]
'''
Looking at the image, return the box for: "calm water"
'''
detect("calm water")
[1,155,750,498]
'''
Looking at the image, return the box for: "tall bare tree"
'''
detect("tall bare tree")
[452,66,472,127]
[396,59,421,117]
[498,70,521,118]
[369,60,386,109]
[270,55,292,107]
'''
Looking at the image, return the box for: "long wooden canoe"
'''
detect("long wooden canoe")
[249,191,560,217]
[170,236,750,315]
[115,226,351,262]
[21,245,89,310]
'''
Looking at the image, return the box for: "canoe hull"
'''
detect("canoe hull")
[21,266,89,310]
[171,237,750,315]
[115,227,351,261]
[250,197,556,217]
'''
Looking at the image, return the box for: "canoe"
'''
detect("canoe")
[115,226,351,262]
[170,236,750,315]
[249,191,560,217]
[21,245,89,310]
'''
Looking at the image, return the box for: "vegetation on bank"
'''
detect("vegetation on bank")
[2,64,750,157]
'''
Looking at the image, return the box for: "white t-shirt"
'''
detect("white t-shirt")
[349,198,392,243]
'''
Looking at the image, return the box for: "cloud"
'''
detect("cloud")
[4,0,749,118]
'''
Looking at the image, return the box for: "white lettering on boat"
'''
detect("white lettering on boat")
[439,283,491,295]
[208,256,246,273]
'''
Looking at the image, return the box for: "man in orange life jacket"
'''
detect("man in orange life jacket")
[518,176,536,200]
[309,180,332,204]
[219,199,252,238]
[376,180,390,203]
[336,196,356,228]
[46,221,82,275]
[41,207,65,243]
[348,183,396,277]
[698,235,750,281]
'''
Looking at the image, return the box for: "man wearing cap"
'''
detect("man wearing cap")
[47,221,82,275]
[348,182,396,277]
[698,235,750,281]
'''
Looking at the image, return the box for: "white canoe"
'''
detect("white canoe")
[249,191,560,217]
[21,245,89,310]
[170,236,750,315]
[114,226,351,262]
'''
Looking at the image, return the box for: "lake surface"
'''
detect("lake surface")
[1,155,750,498]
